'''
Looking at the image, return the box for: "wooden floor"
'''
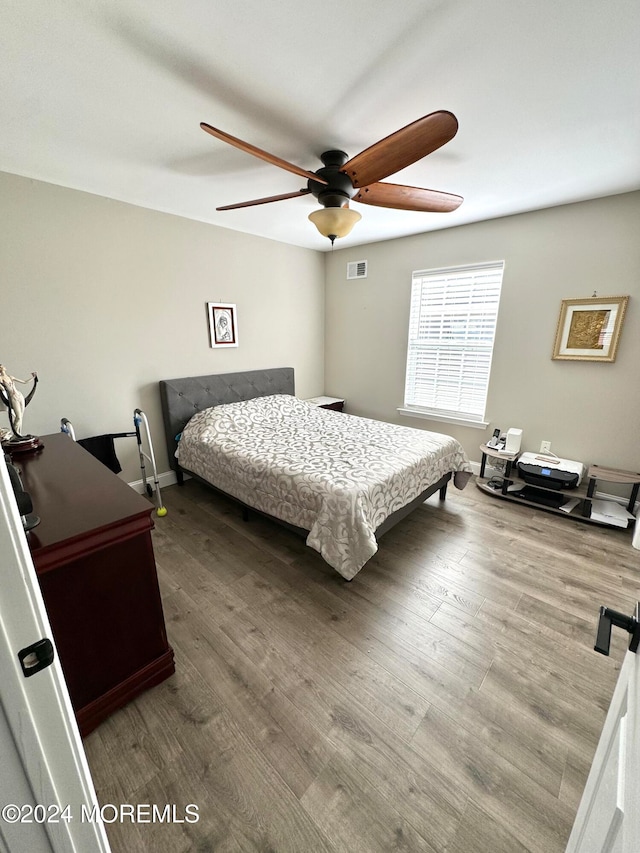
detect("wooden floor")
[84,478,638,852]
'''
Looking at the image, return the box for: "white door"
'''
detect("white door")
[565,611,640,853]
[0,456,110,853]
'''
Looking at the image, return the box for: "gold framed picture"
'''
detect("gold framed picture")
[552,296,629,362]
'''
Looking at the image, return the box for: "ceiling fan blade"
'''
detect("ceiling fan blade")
[201,123,326,185]
[353,182,463,213]
[217,189,311,211]
[341,111,459,188]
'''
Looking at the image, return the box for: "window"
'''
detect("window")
[402,261,504,427]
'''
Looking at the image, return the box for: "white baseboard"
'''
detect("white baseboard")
[128,469,180,494]
[128,462,636,517]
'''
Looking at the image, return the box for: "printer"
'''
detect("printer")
[517,452,585,490]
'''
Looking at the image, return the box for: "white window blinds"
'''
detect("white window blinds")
[404,261,504,423]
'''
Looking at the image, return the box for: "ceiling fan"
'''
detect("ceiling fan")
[200,110,463,244]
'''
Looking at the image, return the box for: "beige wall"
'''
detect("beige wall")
[4,172,638,482]
[325,192,640,471]
[1,172,325,481]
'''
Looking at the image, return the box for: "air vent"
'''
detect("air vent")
[347,260,368,280]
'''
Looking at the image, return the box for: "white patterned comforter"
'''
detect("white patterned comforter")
[176,395,472,580]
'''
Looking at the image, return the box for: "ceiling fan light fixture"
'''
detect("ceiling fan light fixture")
[308,206,362,244]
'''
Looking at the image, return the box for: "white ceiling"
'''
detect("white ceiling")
[2,0,639,252]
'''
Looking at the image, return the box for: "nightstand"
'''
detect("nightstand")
[305,396,345,412]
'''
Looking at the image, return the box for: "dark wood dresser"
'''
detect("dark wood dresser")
[15,433,175,736]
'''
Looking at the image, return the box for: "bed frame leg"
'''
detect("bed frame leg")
[439,482,448,500]
[176,469,184,487]
[242,507,250,522]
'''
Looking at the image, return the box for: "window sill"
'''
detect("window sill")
[397,408,489,430]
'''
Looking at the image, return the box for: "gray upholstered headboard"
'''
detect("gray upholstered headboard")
[159,367,295,471]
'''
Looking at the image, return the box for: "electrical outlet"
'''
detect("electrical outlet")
[540,440,552,453]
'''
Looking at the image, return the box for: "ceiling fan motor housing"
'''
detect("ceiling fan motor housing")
[308,150,357,208]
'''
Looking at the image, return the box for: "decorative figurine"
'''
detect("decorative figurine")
[0,364,41,453]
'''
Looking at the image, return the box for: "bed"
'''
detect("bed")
[159,368,472,580]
